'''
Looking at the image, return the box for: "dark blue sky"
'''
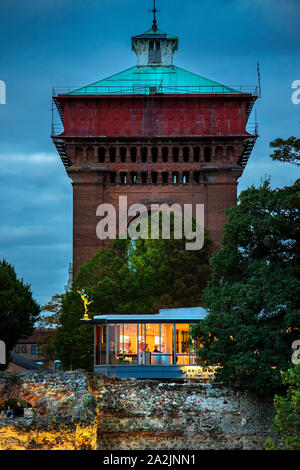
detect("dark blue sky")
[0,0,299,306]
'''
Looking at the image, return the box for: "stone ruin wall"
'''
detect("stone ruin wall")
[0,371,275,450]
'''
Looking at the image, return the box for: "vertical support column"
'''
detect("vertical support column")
[178,170,183,184]
[159,323,161,355]
[157,172,163,184]
[115,146,120,163]
[137,323,139,364]
[116,171,121,185]
[94,325,96,368]
[211,144,216,162]
[188,324,191,365]
[188,145,193,163]
[136,146,142,163]
[106,324,109,367]
[136,171,142,184]
[157,146,162,163]
[173,323,176,366]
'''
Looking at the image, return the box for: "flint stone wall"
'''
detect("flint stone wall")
[92,376,275,450]
[0,371,275,450]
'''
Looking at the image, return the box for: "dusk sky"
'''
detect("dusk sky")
[0,0,299,306]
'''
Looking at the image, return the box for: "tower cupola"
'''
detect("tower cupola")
[131,28,178,67]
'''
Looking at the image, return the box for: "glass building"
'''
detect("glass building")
[88,307,207,378]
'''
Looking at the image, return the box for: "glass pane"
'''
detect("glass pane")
[122,324,138,365]
[175,324,190,365]
[109,324,121,364]
[160,323,174,365]
[145,324,161,365]
[138,323,149,364]
[189,324,197,365]
[95,326,100,366]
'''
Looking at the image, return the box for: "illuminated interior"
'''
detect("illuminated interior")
[95,323,197,366]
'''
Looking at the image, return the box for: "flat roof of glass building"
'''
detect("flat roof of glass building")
[92,307,207,324]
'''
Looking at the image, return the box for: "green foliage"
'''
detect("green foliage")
[37,294,64,366]
[54,221,213,371]
[0,259,40,370]
[5,373,22,391]
[270,136,300,166]
[37,294,63,329]
[54,290,94,371]
[191,180,300,396]
[265,364,300,450]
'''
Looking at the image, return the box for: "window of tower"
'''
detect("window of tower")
[109,147,116,163]
[151,172,158,184]
[141,172,147,184]
[151,147,158,163]
[75,147,83,161]
[98,147,105,163]
[141,147,148,163]
[172,147,179,162]
[130,147,137,163]
[183,147,190,162]
[110,172,116,184]
[227,146,235,158]
[120,147,127,163]
[204,147,211,162]
[162,172,168,184]
[162,147,169,162]
[215,146,223,159]
[87,147,94,161]
[148,40,161,63]
[183,172,189,184]
[193,171,200,184]
[173,172,179,184]
[193,147,200,162]
[131,172,137,184]
[120,172,127,184]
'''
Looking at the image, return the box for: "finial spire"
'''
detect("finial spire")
[149,0,160,31]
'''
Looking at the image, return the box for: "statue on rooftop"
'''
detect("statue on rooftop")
[77,288,93,321]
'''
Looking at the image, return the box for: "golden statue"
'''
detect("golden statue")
[77,288,93,321]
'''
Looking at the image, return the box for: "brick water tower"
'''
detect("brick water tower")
[52,10,258,276]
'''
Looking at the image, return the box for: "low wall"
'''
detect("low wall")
[92,376,275,450]
[0,371,275,450]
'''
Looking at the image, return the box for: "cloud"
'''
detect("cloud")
[0,152,72,305]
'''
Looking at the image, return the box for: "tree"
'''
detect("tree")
[54,222,214,371]
[0,259,40,370]
[54,290,94,371]
[37,294,63,367]
[190,180,300,396]
[270,137,300,166]
[265,364,300,450]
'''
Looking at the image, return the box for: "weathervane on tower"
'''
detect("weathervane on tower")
[149,0,160,31]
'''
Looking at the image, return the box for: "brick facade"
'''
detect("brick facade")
[52,28,257,275]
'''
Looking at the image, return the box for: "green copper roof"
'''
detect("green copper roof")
[132,27,178,41]
[67,65,241,96]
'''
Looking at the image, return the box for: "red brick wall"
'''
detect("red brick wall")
[70,171,239,274]
[62,95,251,137]
[55,92,252,275]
